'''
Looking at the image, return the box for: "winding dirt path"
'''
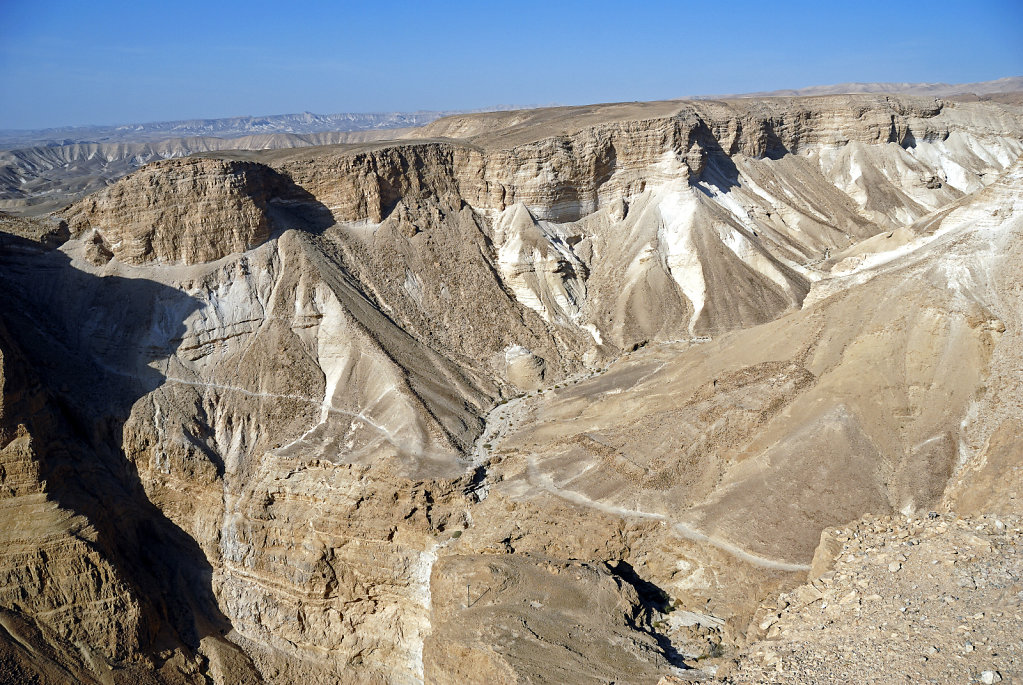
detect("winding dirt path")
[468,363,811,573]
[524,453,810,572]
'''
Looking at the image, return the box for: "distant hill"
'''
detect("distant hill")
[3,79,1020,216]
[0,110,463,150]
[690,75,1023,100]
[0,128,424,216]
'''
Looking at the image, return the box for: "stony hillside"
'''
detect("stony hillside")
[1,94,1022,683]
[724,513,1022,684]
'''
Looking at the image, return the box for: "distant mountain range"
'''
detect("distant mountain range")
[2,78,1020,216]
[4,78,1019,150]
[0,111,466,150]
[693,76,1023,100]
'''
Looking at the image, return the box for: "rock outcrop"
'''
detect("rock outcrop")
[2,94,1022,683]
[64,157,331,265]
[729,514,1022,683]
[0,129,419,216]
[260,95,1023,346]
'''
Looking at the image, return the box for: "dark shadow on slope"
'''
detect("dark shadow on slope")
[688,116,791,198]
[0,233,258,677]
[762,120,791,160]
[606,560,671,611]
[264,167,337,236]
[696,151,742,196]
[606,560,691,669]
[690,121,741,194]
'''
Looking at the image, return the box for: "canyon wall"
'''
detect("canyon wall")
[1,95,1022,683]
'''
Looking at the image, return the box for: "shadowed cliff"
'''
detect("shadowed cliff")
[0,234,261,683]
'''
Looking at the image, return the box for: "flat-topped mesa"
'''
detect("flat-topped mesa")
[278,96,1022,225]
[58,96,1022,269]
[278,120,708,224]
[63,157,309,265]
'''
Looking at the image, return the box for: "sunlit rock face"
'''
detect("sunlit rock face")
[63,157,335,265]
[1,94,1022,683]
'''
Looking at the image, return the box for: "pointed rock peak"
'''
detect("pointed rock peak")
[493,202,545,246]
[505,202,538,229]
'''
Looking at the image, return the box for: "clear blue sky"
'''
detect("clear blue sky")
[1,0,1021,130]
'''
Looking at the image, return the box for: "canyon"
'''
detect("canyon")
[2,91,1023,683]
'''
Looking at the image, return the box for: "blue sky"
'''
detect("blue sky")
[1,0,1021,130]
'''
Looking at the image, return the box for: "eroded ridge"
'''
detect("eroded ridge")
[1,94,1022,683]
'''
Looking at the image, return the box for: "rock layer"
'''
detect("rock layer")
[2,95,1023,683]
[64,157,331,265]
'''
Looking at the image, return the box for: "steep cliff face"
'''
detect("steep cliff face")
[0,320,151,683]
[3,96,1023,683]
[271,96,1022,346]
[0,243,265,684]
[63,158,333,265]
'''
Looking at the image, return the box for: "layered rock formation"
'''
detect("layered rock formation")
[2,94,1023,683]
[262,94,1023,347]
[64,158,335,265]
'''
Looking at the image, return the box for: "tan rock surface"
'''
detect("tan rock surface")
[1,94,1022,683]
[64,157,331,265]
[0,128,421,217]
[726,514,1023,684]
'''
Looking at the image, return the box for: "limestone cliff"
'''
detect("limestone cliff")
[2,95,1023,683]
[63,157,329,265]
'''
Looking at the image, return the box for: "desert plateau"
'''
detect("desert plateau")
[3,3,1023,679]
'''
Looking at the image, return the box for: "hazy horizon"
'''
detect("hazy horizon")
[2,0,1021,130]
